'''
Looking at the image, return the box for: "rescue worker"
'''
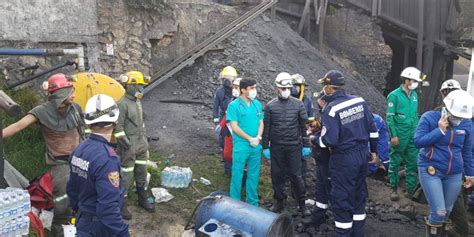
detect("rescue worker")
[114,71,155,219]
[3,73,84,234]
[314,70,379,237]
[436,79,468,237]
[291,73,315,119]
[226,78,264,206]
[303,92,332,229]
[386,66,425,201]
[261,72,311,216]
[414,90,474,237]
[67,94,130,237]
[213,66,238,148]
[220,78,242,176]
[291,73,315,194]
[367,114,390,176]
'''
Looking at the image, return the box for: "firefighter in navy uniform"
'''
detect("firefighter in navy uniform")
[67,94,130,237]
[313,70,379,237]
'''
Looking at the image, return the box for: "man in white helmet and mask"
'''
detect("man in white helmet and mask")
[261,72,311,216]
[386,66,426,201]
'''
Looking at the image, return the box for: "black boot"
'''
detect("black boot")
[440,219,451,237]
[270,200,284,213]
[425,217,442,237]
[302,212,325,229]
[136,187,155,213]
[121,202,132,220]
[299,201,311,217]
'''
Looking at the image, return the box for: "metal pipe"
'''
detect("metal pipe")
[6,60,76,89]
[0,48,47,56]
[0,46,85,71]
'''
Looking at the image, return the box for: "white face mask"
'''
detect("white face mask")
[280,89,291,99]
[408,82,419,90]
[232,89,240,97]
[248,89,257,100]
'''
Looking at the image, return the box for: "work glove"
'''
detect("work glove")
[263,148,271,160]
[214,124,222,135]
[302,147,312,158]
[117,136,131,150]
[249,137,260,148]
[213,118,220,125]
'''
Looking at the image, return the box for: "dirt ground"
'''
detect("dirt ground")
[131,15,426,237]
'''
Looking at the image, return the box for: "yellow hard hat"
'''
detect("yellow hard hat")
[119,71,151,85]
[219,66,238,80]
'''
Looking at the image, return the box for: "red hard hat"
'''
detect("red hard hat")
[47,73,73,93]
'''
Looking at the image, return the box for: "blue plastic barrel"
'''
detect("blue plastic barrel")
[195,192,293,237]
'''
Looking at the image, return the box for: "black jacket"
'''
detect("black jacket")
[262,96,309,148]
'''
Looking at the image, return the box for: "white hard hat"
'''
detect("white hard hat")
[443,90,474,119]
[233,77,242,86]
[400,67,424,82]
[291,74,306,85]
[440,79,461,91]
[275,72,293,88]
[84,94,120,125]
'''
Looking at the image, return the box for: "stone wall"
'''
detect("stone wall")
[0,0,239,84]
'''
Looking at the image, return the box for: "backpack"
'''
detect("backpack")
[28,211,44,237]
[26,171,54,210]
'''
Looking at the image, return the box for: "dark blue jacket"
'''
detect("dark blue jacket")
[414,111,474,176]
[212,86,233,120]
[302,94,315,118]
[67,134,129,236]
[315,90,378,153]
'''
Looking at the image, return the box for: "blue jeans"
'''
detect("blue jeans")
[419,167,462,225]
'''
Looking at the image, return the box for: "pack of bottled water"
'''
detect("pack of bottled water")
[0,188,31,236]
[160,166,193,188]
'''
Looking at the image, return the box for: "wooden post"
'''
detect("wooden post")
[271,5,276,21]
[306,6,311,41]
[403,42,410,68]
[318,0,328,51]
[416,0,424,69]
[298,0,311,35]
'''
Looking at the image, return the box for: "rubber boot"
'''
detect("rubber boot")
[136,187,155,213]
[425,217,442,237]
[390,188,399,201]
[299,201,311,217]
[270,199,284,213]
[440,219,451,237]
[121,202,133,220]
[302,213,324,227]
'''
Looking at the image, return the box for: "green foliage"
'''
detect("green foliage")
[0,80,47,180]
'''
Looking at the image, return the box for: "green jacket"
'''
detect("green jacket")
[115,95,148,155]
[386,85,419,138]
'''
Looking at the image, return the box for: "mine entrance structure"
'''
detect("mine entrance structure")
[277,0,470,113]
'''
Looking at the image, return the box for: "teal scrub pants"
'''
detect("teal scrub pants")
[230,149,262,206]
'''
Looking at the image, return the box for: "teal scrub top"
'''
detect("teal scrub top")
[226,97,264,152]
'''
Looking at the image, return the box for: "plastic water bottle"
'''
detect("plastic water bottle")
[3,197,11,219]
[21,216,29,235]
[8,194,17,217]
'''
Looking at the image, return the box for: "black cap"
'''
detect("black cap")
[318,70,345,87]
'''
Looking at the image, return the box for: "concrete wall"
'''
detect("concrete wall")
[0,0,99,43]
